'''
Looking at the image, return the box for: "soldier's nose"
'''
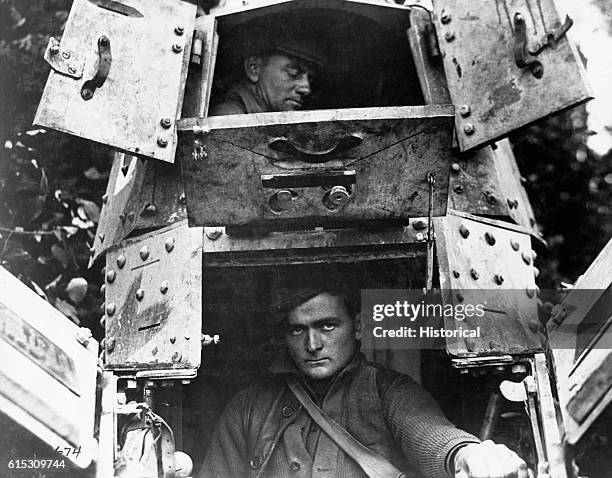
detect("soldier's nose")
[305,330,322,352]
[295,76,312,97]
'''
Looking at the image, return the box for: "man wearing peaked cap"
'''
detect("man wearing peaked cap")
[200,272,533,478]
[210,17,328,115]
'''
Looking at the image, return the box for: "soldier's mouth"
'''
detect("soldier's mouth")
[286,99,304,108]
[305,358,330,365]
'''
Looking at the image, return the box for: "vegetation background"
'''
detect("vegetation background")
[0,0,610,476]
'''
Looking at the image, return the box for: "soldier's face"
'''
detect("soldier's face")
[285,292,361,381]
[249,53,315,111]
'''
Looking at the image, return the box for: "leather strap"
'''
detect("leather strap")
[287,378,406,478]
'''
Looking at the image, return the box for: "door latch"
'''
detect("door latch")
[81,35,112,100]
[529,15,574,55]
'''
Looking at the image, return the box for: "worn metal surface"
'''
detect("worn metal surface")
[104,223,202,374]
[435,212,543,357]
[202,224,427,266]
[432,0,592,152]
[0,267,98,468]
[34,0,196,163]
[548,238,612,444]
[179,106,454,228]
[91,153,187,265]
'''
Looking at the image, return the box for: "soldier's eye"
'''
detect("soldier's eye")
[287,326,303,336]
[321,322,336,332]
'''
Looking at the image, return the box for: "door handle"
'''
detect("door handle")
[81,35,112,100]
[268,134,363,163]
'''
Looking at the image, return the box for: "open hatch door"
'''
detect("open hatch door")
[432,0,592,152]
[0,267,98,469]
[34,0,197,163]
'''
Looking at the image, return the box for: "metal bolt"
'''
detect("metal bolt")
[453,184,463,194]
[152,346,158,355]
[160,281,169,294]
[487,193,497,204]
[484,232,496,246]
[451,162,461,173]
[459,105,471,117]
[445,31,455,42]
[172,352,182,362]
[459,224,470,239]
[416,232,425,241]
[116,254,126,269]
[68,66,77,75]
[470,268,479,280]
[136,288,145,301]
[510,239,520,251]
[170,336,176,344]
[157,137,168,148]
[179,193,187,204]
[106,303,116,316]
[160,118,172,129]
[522,252,532,266]
[452,270,460,278]
[140,246,150,261]
[99,36,110,47]
[106,337,115,353]
[127,212,135,222]
[143,203,157,215]
[100,284,106,294]
[81,88,93,101]
[494,274,504,285]
[440,10,451,24]
[172,43,183,53]
[175,25,185,35]
[463,123,475,135]
[532,63,544,79]
[456,293,464,302]
[106,270,116,283]
[61,51,70,59]
[102,194,108,204]
[165,238,175,253]
[50,44,60,55]
[206,229,222,241]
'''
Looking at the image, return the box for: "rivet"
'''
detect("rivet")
[412,219,427,230]
[100,315,106,326]
[140,246,150,261]
[179,193,187,204]
[459,105,471,117]
[160,118,172,129]
[440,10,451,24]
[116,254,126,268]
[484,232,496,246]
[61,51,70,59]
[143,203,157,216]
[68,66,76,75]
[99,36,110,47]
[106,270,116,283]
[459,224,470,239]
[127,212,135,222]
[81,88,93,101]
[172,352,182,362]
[451,162,461,173]
[445,31,455,42]
[170,336,176,344]
[165,238,175,252]
[172,43,183,53]
[510,239,520,251]
[136,288,145,301]
[494,274,504,285]
[152,346,158,355]
[463,123,475,135]
[106,303,116,316]
[174,25,185,35]
[50,44,60,55]
[160,281,169,294]
[453,184,463,194]
[102,194,108,204]
[106,337,115,353]
[470,268,479,280]
[415,232,425,242]
[206,229,222,241]
[452,270,460,278]
[522,252,532,266]
[99,233,105,242]
[456,293,464,302]
[157,137,168,147]
[100,284,106,294]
